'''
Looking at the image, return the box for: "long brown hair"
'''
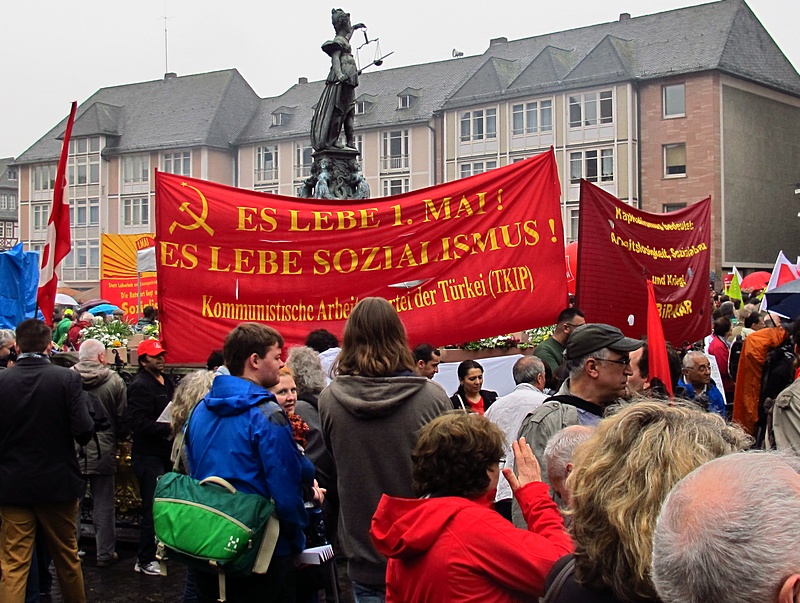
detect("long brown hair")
[334,297,415,377]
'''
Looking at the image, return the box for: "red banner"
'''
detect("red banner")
[100,233,158,322]
[576,180,711,346]
[155,150,567,364]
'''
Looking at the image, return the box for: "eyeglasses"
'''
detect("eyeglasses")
[599,356,631,367]
[563,322,584,329]
[689,364,711,372]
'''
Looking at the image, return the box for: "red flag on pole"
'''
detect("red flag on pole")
[37,101,77,326]
[646,279,674,397]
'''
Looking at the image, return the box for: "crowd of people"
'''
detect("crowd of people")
[1,287,800,603]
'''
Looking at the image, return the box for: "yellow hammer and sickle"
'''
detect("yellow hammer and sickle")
[169,182,215,236]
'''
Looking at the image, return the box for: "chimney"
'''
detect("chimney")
[298,77,308,84]
[619,12,631,21]
[489,36,508,46]
[164,72,177,80]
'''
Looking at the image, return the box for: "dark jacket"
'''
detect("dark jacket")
[544,554,655,603]
[450,387,498,412]
[0,356,95,505]
[127,369,174,459]
[73,360,128,474]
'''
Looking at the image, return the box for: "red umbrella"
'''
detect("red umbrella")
[740,271,771,292]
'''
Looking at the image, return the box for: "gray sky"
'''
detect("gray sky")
[3,0,798,159]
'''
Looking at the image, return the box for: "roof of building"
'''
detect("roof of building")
[235,54,483,144]
[16,69,260,164]
[0,157,17,191]
[444,0,800,108]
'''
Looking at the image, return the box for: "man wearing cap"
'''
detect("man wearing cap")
[512,323,641,527]
[127,339,174,576]
[53,308,74,346]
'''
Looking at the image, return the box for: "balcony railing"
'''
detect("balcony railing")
[380,155,409,172]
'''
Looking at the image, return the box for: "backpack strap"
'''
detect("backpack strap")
[542,555,576,603]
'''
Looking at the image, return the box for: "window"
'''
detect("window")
[355,100,372,115]
[663,203,687,213]
[460,108,497,142]
[123,155,150,184]
[570,149,614,184]
[271,113,288,127]
[382,178,409,196]
[64,239,100,269]
[511,100,553,135]
[355,134,364,158]
[294,143,313,179]
[8,194,16,210]
[382,130,409,171]
[255,146,278,182]
[663,84,686,118]
[163,151,192,176]
[664,143,687,177]
[568,206,580,242]
[69,198,99,227]
[6,167,17,180]
[33,164,57,191]
[397,94,414,110]
[68,137,100,185]
[122,197,150,228]
[569,91,613,128]
[32,204,49,231]
[460,161,497,178]
[0,194,6,210]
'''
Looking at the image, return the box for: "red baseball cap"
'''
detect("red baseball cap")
[138,339,167,357]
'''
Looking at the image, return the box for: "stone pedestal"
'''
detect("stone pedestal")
[299,147,370,200]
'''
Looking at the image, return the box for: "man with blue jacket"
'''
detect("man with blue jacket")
[186,322,311,602]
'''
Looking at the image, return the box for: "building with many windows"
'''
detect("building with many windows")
[12,0,800,289]
[0,158,18,250]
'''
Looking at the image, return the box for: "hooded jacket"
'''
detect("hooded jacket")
[319,374,451,584]
[371,481,574,602]
[73,360,128,474]
[186,374,311,557]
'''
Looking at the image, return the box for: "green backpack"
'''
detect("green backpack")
[153,406,280,587]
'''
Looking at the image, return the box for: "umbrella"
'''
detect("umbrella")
[765,279,800,320]
[78,299,112,313]
[88,303,122,315]
[55,293,78,306]
[740,271,771,292]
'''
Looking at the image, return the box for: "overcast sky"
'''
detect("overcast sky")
[3,0,798,159]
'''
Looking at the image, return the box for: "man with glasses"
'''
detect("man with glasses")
[678,351,726,416]
[512,323,641,527]
[534,308,586,374]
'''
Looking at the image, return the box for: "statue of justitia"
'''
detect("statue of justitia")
[310,8,365,151]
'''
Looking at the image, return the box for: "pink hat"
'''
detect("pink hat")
[137,339,166,357]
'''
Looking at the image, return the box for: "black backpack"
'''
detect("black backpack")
[755,340,795,448]
[728,335,744,382]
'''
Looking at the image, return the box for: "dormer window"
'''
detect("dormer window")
[397,94,417,110]
[271,113,288,127]
[6,167,17,180]
[355,100,373,115]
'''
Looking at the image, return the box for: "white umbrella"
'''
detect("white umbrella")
[55,293,78,306]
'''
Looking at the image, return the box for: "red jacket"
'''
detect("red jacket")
[370,482,573,602]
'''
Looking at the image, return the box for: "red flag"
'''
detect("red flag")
[646,279,674,397]
[37,101,77,326]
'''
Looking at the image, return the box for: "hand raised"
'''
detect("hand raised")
[501,437,542,493]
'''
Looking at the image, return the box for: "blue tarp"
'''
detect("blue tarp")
[0,244,41,329]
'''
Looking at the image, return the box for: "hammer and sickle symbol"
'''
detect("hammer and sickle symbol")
[169,182,215,236]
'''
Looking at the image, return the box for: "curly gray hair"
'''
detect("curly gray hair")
[286,346,326,397]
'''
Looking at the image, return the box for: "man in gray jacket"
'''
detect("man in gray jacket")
[73,338,128,567]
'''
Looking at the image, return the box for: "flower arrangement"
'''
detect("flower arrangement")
[448,325,555,351]
[141,322,160,338]
[80,320,134,348]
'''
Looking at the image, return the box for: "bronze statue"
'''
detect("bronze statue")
[310,9,365,151]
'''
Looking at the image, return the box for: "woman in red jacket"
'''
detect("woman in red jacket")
[370,412,573,602]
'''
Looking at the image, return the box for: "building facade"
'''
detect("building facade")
[12,0,800,290]
[0,158,18,250]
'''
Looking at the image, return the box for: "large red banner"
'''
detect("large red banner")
[576,180,711,346]
[155,150,567,364]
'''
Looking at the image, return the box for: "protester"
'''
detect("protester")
[0,319,95,603]
[651,452,800,603]
[542,425,594,506]
[767,322,800,452]
[412,343,441,379]
[543,399,751,603]
[534,308,586,374]
[135,305,157,332]
[678,351,726,416]
[708,317,734,402]
[306,329,340,383]
[450,359,498,413]
[371,412,573,602]
[65,312,93,351]
[319,297,451,601]
[52,308,74,345]
[0,328,15,368]
[485,356,548,519]
[204,350,224,373]
[127,339,174,576]
[186,323,317,602]
[73,338,129,568]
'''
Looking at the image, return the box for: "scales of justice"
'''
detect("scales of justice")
[299,8,393,200]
